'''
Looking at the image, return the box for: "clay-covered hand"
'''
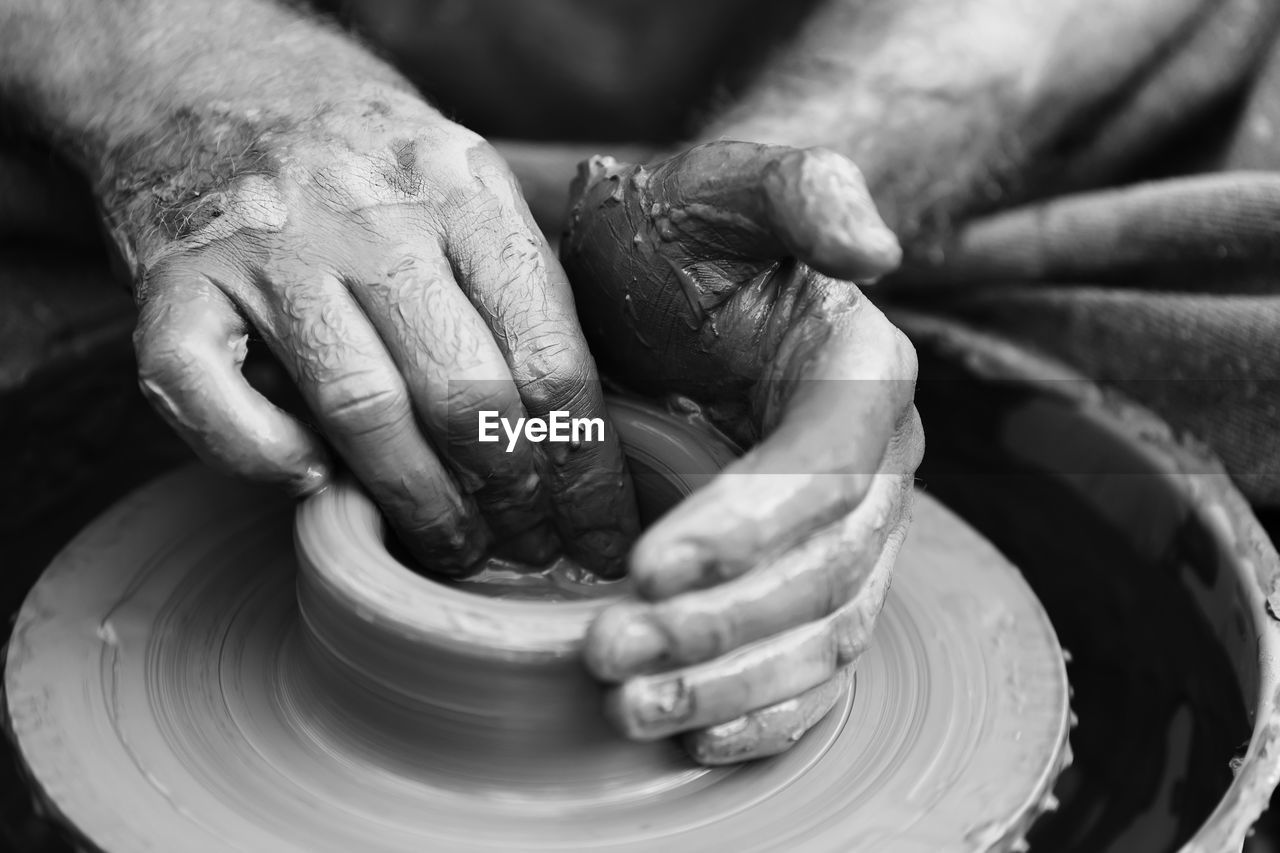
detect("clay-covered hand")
[562,142,923,763]
[116,90,636,576]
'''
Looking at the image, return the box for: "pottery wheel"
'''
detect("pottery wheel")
[7,460,1070,852]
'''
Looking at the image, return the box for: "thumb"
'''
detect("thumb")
[134,263,331,494]
[654,142,902,282]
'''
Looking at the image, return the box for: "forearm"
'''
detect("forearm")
[0,0,415,149]
[703,0,1275,254]
[0,0,421,269]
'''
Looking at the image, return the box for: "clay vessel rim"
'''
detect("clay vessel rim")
[295,484,611,658]
[293,397,737,658]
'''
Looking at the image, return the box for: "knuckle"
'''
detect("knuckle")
[883,405,925,476]
[444,381,520,423]
[897,405,926,471]
[316,373,411,433]
[830,594,880,668]
[495,228,547,278]
[831,633,859,670]
[451,127,496,156]
[820,472,873,518]
[817,562,855,617]
[135,328,201,392]
[448,139,517,201]
[890,324,920,385]
[464,137,515,177]
[480,468,543,509]
[516,353,592,414]
[775,706,815,748]
[659,605,733,665]
[687,718,761,765]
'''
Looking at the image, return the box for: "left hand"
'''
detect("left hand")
[108,83,639,577]
[561,141,924,763]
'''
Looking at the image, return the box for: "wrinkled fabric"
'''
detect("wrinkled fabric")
[903,28,1280,506]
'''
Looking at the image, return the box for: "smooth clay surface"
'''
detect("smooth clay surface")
[7,458,1070,852]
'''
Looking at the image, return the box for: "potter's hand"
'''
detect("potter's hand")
[563,142,923,762]
[121,90,636,576]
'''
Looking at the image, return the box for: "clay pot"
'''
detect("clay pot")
[292,396,739,793]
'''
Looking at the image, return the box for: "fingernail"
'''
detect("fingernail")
[572,530,630,580]
[634,541,710,599]
[293,463,330,497]
[625,676,692,736]
[687,719,759,766]
[609,618,670,676]
[705,715,750,738]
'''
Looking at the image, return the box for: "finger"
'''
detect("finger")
[685,667,851,765]
[350,244,558,564]
[247,270,491,573]
[447,151,639,577]
[629,297,920,600]
[585,468,913,681]
[133,265,329,495]
[605,525,902,741]
[653,142,902,280]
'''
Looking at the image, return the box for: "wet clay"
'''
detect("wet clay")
[5,401,1070,852]
[561,143,901,397]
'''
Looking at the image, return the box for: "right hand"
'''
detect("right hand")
[560,142,922,762]
[107,87,638,576]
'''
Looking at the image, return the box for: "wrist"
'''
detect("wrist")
[98,78,451,284]
[12,3,440,280]
[6,1,419,179]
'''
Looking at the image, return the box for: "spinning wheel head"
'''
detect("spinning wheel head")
[5,398,1071,852]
